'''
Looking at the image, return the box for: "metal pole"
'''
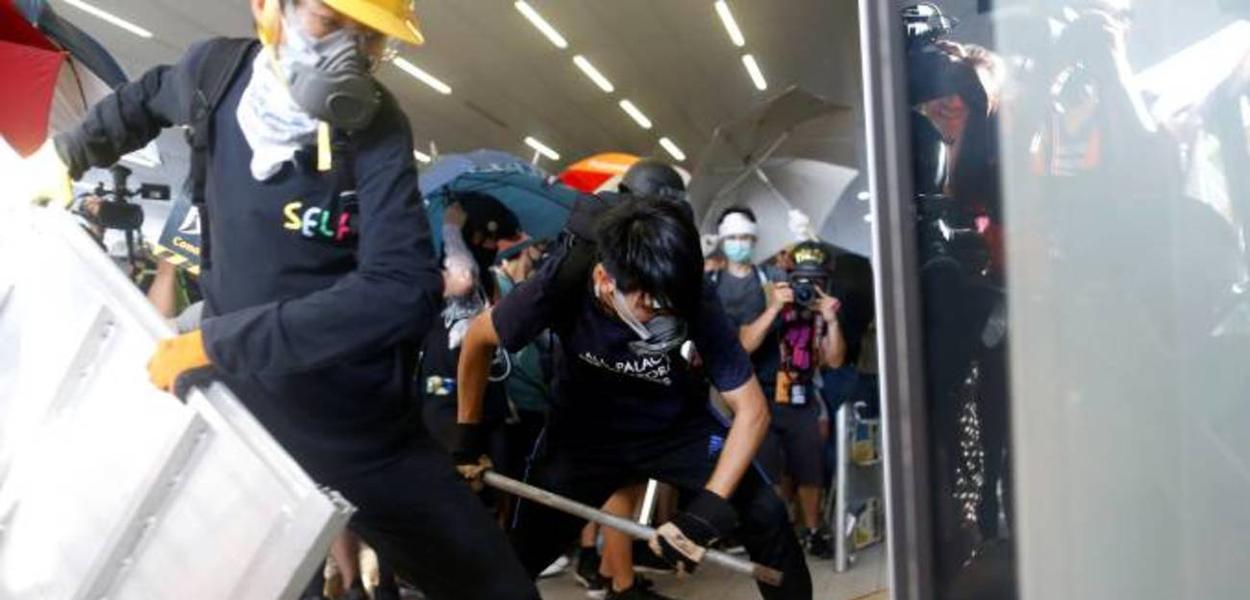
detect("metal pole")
[858,0,937,598]
[481,471,784,587]
[638,479,660,526]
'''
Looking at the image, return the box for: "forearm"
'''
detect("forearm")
[56,64,180,179]
[738,306,779,354]
[202,269,439,374]
[456,312,498,424]
[820,318,846,368]
[704,378,770,499]
[146,261,179,318]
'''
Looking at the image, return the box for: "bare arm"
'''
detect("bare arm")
[738,282,791,353]
[146,260,179,319]
[704,377,771,499]
[815,288,847,369]
[456,310,500,425]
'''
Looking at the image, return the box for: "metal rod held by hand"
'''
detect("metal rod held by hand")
[481,471,784,586]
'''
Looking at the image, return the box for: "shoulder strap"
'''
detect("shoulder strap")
[549,195,610,334]
[186,38,258,270]
[188,38,258,207]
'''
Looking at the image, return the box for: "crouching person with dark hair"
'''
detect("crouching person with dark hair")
[455,195,812,599]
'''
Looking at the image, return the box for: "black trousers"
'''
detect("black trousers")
[319,436,539,600]
[510,418,813,599]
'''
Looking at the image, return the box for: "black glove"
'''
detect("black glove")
[450,423,492,492]
[648,489,738,574]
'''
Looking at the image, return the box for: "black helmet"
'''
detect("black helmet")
[620,159,686,202]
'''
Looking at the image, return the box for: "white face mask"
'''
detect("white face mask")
[610,287,652,340]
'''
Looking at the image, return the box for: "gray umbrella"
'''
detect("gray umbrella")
[690,86,860,259]
[695,157,859,261]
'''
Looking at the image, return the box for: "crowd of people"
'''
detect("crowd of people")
[22,0,887,599]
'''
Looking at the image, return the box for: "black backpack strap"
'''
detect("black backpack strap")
[186,38,259,269]
[549,195,610,336]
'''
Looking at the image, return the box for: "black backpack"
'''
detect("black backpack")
[184,38,357,269]
[547,195,610,334]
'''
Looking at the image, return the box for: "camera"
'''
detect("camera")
[789,274,823,307]
[75,164,172,231]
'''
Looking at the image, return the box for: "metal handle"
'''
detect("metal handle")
[481,471,784,586]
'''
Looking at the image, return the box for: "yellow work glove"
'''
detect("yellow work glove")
[147,329,212,393]
[15,139,74,208]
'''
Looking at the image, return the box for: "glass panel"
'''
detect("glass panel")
[895,1,1250,598]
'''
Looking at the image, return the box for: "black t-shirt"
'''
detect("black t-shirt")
[712,267,783,401]
[492,255,753,442]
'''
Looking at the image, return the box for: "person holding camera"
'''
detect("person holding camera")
[709,209,845,558]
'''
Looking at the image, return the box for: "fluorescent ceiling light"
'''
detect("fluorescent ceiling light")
[618,100,653,130]
[524,136,560,161]
[392,58,452,95]
[413,150,431,163]
[61,0,153,39]
[572,55,614,93]
[515,1,568,49]
[742,54,767,91]
[714,1,745,47]
[658,137,685,162]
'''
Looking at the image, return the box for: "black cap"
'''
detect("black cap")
[791,241,829,278]
[619,159,686,201]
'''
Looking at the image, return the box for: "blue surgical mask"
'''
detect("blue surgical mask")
[723,239,754,264]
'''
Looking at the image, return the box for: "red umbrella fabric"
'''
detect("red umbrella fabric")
[0,1,65,157]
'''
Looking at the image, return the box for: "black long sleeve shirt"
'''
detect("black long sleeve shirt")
[57,39,443,478]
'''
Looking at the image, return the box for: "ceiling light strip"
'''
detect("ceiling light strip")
[658,137,685,162]
[618,100,653,129]
[61,0,153,39]
[515,1,569,49]
[392,58,453,95]
[572,55,615,93]
[742,54,767,91]
[714,1,745,47]
[524,136,561,161]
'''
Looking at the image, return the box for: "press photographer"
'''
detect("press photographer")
[708,207,845,559]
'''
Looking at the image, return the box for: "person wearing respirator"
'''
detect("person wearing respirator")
[455,196,813,599]
[29,1,538,598]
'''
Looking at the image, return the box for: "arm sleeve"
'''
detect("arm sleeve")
[54,40,210,179]
[201,101,444,375]
[691,285,755,392]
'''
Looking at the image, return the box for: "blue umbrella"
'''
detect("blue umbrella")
[419,150,585,252]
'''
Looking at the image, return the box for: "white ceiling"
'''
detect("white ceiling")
[49,0,865,175]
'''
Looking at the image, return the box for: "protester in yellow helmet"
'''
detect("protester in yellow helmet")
[38,1,539,598]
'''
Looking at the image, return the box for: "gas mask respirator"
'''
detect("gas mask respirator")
[608,287,689,357]
[277,5,382,131]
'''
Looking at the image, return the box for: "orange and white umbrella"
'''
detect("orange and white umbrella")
[557,152,640,194]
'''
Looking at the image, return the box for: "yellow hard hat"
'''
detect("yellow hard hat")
[323,0,424,45]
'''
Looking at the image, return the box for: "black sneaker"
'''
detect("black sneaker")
[604,577,673,600]
[804,527,834,559]
[580,572,609,599]
[629,540,676,574]
[576,546,603,585]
